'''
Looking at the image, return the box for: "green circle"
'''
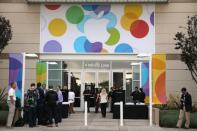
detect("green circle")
[66,6,84,24]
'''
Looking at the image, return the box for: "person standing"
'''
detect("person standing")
[139,88,145,103]
[83,87,91,112]
[36,82,45,125]
[176,87,192,129]
[68,88,75,114]
[56,86,63,122]
[7,82,17,128]
[45,85,59,127]
[130,86,141,104]
[100,88,108,118]
[26,83,39,128]
[94,89,100,113]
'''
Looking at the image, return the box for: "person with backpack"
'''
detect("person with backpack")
[45,85,59,127]
[26,83,39,128]
[36,82,45,125]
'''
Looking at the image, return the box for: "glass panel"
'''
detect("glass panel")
[48,70,61,80]
[133,65,140,80]
[48,61,61,69]
[70,72,81,107]
[84,72,96,107]
[98,72,109,91]
[113,72,123,89]
[125,72,132,102]
[133,81,140,91]
[62,71,68,88]
[48,80,61,87]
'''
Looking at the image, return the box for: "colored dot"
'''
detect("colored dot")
[105,28,120,46]
[66,6,84,24]
[48,18,67,36]
[115,43,133,53]
[130,20,149,38]
[82,5,98,11]
[43,40,62,52]
[45,5,61,10]
[124,4,143,18]
[74,36,87,53]
[120,13,138,31]
[150,12,154,26]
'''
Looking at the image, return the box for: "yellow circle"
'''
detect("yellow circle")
[48,18,67,36]
[124,4,143,18]
[120,13,138,31]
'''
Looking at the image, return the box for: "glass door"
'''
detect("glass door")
[83,72,96,111]
[69,72,82,110]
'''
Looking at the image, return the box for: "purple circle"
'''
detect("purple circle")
[94,5,111,16]
[150,12,154,26]
[84,40,102,52]
[43,40,62,52]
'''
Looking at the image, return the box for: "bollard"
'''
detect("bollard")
[120,101,123,126]
[84,101,87,126]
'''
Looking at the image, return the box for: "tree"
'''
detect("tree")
[174,15,197,84]
[0,16,12,53]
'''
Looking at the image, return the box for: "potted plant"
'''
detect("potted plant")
[0,87,9,125]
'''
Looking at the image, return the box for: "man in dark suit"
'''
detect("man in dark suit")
[176,87,192,129]
[45,85,59,127]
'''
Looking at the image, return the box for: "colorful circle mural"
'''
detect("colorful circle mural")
[42,4,155,53]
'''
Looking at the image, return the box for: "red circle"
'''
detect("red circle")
[130,20,149,38]
[45,5,61,10]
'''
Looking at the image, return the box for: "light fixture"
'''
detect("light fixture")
[25,53,38,58]
[48,62,58,65]
[130,62,139,66]
[137,53,151,58]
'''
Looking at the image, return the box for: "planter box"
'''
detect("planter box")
[157,109,197,128]
[152,107,160,125]
[0,110,8,125]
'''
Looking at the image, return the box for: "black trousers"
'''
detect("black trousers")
[57,103,62,122]
[36,104,44,125]
[47,105,58,124]
[100,103,107,117]
[28,107,36,127]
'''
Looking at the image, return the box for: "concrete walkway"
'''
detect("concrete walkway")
[0,112,196,131]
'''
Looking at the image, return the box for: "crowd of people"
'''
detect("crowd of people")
[7,82,72,128]
[6,81,193,129]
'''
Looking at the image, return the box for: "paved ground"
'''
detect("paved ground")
[0,112,196,131]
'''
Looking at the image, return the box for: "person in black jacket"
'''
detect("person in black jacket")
[45,85,59,127]
[36,82,45,125]
[176,87,192,129]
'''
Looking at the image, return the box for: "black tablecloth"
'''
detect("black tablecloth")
[62,103,69,118]
[113,104,148,119]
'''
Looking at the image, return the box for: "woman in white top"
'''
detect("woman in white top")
[99,88,108,118]
[68,89,75,113]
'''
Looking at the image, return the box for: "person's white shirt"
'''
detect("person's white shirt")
[100,93,108,103]
[7,87,16,101]
[68,91,75,103]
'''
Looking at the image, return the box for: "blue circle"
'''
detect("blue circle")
[82,5,98,11]
[74,36,87,52]
[115,43,133,53]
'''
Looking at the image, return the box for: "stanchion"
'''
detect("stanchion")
[120,101,123,126]
[84,101,87,126]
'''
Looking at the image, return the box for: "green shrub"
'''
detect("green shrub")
[159,110,197,128]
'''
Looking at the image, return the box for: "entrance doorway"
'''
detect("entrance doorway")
[47,60,143,111]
